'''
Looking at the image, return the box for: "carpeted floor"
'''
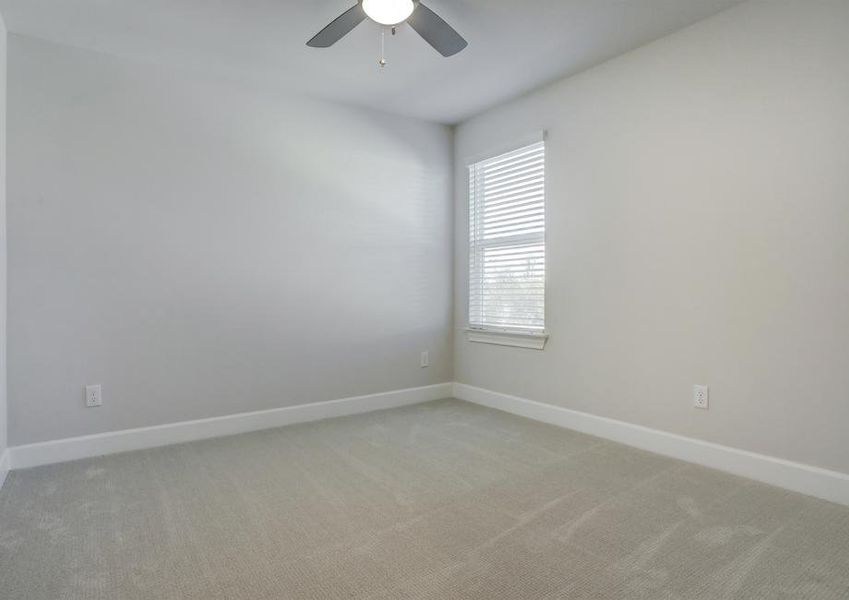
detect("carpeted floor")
[0,399,847,599]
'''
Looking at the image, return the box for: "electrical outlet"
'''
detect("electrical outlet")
[85,384,103,408]
[420,351,429,368]
[693,385,709,410]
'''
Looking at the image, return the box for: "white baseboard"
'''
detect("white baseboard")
[9,381,848,507]
[453,383,849,507]
[8,383,453,470]
[0,450,9,491]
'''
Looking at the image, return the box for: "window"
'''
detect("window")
[468,140,546,347]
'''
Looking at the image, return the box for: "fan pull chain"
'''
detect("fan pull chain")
[379,27,387,68]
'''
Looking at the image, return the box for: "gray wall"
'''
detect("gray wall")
[0,11,7,459]
[454,0,849,474]
[7,35,453,445]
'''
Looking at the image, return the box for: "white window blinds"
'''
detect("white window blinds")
[468,140,545,332]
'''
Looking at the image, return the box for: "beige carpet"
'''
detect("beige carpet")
[0,399,847,599]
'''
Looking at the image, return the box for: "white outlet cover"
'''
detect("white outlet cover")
[693,385,709,410]
[86,384,103,408]
[420,351,429,368]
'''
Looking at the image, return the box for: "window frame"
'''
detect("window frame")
[465,138,549,350]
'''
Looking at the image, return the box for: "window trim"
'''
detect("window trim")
[465,328,549,350]
[466,135,548,349]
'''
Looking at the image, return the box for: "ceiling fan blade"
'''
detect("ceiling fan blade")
[307,4,367,48]
[407,3,468,57]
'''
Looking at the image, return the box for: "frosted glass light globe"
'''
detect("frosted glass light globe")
[362,0,415,26]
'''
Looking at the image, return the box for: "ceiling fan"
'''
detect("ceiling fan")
[307,0,468,58]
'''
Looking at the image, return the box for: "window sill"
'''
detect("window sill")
[465,329,549,350]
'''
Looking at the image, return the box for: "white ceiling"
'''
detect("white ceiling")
[0,0,744,123]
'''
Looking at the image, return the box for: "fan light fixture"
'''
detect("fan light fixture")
[307,0,467,58]
[361,0,415,26]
